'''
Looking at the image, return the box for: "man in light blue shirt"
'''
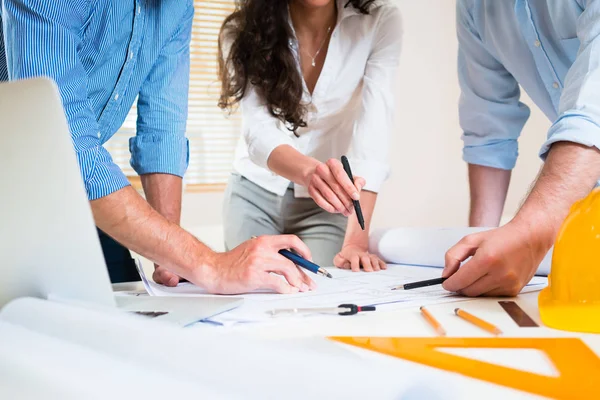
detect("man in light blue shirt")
[0,0,314,294]
[442,0,600,296]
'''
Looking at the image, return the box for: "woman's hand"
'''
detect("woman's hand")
[334,244,387,272]
[303,158,366,216]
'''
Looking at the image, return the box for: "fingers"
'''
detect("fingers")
[315,175,351,216]
[262,274,299,294]
[443,234,481,278]
[327,159,360,201]
[482,286,521,298]
[360,254,383,272]
[460,268,524,297]
[361,254,374,272]
[354,177,366,191]
[443,255,488,293]
[313,165,352,215]
[308,184,337,214]
[297,266,317,290]
[152,266,180,287]
[456,273,499,297]
[333,253,346,269]
[263,235,312,261]
[350,254,361,272]
[335,250,385,272]
[272,259,311,292]
[370,254,383,271]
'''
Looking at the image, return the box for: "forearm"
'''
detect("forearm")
[513,142,600,249]
[343,191,377,248]
[140,173,182,224]
[468,164,512,227]
[90,187,216,284]
[267,145,319,186]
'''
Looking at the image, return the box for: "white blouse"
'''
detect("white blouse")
[232,0,403,197]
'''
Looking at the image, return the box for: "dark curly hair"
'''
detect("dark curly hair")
[218,0,375,133]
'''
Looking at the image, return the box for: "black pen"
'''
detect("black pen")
[392,277,447,291]
[341,156,365,230]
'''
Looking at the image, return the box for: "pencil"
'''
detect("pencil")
[420,306,446,336]
[455,308,503,336]
[392,277,447,291]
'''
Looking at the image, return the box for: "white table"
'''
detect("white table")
[113,280,600,400]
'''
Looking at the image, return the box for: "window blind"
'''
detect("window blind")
[106,0,240,192]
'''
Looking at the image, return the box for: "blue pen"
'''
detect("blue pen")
[279,249,333,279]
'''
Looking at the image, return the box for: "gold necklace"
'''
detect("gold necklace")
[301,26,332,67]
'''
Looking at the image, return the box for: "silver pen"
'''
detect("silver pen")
[269,304,376,316]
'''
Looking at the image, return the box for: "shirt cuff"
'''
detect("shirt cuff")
[78,147,132,201]
[129,134,189,177]
[246,124,296,169]
[540,113,600,160]
[348,158,390,193]
[462,139,518,170]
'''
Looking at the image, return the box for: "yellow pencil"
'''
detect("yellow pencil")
[420,306,446,336]
[455,308,503,336]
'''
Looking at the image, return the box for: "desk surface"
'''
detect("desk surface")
[113,280,600,400]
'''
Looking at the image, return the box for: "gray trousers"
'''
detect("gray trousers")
[223,174,347,266]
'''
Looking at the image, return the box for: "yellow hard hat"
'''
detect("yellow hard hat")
[539,188,600,333]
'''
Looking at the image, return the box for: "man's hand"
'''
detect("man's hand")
[334,244,386,272]
[444,142,600,297]
[442,221,547,296]
[153,266,182,287]
[201,235,317,295]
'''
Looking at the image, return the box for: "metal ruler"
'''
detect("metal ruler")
[498,301,539,327]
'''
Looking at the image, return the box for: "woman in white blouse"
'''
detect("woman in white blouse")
[219,0,402,270]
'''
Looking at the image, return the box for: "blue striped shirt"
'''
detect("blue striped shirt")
[458,0,600,170]
[0,0,193,200]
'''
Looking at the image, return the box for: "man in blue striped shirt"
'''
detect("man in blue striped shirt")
[0,0,315,294]
[443,0,600,296]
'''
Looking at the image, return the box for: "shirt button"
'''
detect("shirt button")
[97,132,101,138]
[534,40,541,47]
[137,7,141,15]
[114,93,120,100]
[129,51,134,60]
[552,82,559,89]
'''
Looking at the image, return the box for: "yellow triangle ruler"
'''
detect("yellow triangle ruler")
[329,337,600,399]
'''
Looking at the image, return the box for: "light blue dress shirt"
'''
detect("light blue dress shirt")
[0,0,193,200]
[457,0,600,170]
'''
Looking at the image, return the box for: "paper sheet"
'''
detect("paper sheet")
[369,227,552,276]
[0,297,450,400]
[0,319,213,399]
[137,263,547,325]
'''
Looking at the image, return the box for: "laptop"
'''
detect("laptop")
[0,77,242,325]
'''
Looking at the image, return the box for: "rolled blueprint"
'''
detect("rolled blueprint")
[369,227,551,276]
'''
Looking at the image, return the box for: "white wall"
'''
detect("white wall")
[181,0,551,239]
[371,0,550,229]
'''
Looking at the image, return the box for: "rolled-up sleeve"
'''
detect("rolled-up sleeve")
[457,0,531,170]
[240,87,297,169]
[347,5,402,193]
[2,0,130,200]
[540,0,600,159]
[131,3,193,177]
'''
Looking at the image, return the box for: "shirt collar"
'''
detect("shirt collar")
[337,0,362,22]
